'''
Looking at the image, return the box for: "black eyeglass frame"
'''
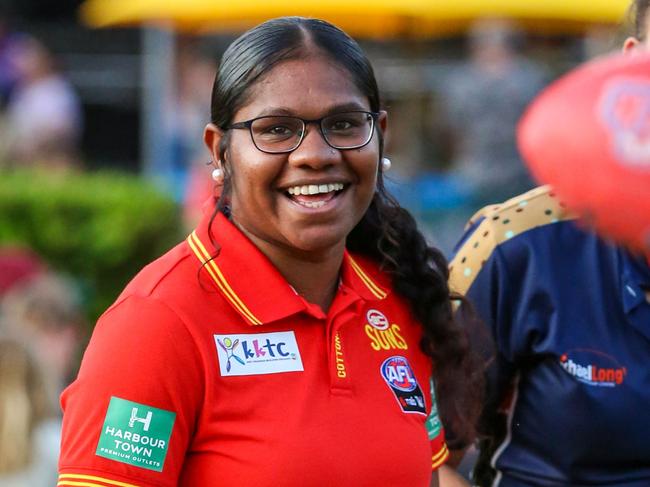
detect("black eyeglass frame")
[225,110,380,154]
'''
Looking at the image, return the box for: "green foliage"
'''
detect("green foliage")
[0,169,183,323]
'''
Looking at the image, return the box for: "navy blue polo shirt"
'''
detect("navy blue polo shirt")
[449,186,650,487]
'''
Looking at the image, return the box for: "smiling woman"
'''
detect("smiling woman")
[58,17,482,487]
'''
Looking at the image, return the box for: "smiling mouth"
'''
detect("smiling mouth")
[284,183,347,209]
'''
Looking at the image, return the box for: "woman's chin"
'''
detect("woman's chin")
[284,228,348,257]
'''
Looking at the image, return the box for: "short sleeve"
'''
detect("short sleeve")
[426,378,449,471]
[58,295,204,487]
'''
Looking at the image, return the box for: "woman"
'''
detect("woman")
[59,17,481,487]
[449,2,650,485]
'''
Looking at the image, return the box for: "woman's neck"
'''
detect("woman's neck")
[239,228,345,313]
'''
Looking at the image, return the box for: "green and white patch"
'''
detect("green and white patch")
[96,396,175,472]
[425,378,442,440]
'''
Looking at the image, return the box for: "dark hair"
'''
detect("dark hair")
[632,0,650,39]
[208,16,482,446]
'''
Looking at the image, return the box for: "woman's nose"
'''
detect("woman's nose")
[288,124,340,169]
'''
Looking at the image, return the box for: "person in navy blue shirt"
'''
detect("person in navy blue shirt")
[450,186,650,486]
[449,4,650,483]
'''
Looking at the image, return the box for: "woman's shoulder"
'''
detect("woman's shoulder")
[450,186,579,294]
[109,236,218,316]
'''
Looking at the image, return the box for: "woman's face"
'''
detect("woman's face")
[206,56,386,257]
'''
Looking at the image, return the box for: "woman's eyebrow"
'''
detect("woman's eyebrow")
[255,102,369,118]
[323,102,369,115]
[256,107,294,117]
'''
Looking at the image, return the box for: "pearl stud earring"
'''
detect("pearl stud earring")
[381,157,392,172]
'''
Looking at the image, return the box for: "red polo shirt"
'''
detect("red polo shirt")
[59,201,448,487]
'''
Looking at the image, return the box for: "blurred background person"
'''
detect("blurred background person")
[0,10,23,109]
[1,35,83,169]
[440,19,546,207]
[149,40,216,209]
[0,334,60,487]
[0,247,45,297]
[448,1,650,484]
[0,258,86,405]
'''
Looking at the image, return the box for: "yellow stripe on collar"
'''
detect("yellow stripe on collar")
[347,254,388,300]
[187,231,263,326]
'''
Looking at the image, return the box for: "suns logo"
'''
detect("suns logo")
[366,309,390,330]
[364,309,408,351]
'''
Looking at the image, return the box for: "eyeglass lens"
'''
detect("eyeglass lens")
[250,112,374,153]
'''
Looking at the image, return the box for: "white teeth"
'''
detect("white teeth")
[287,183,345,195]
[296,200,327,209]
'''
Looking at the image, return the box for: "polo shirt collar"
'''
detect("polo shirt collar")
[621,248,650,314]
[186,199,390,326]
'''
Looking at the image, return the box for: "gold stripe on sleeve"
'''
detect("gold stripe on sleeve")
[431,443,450,469]
[58,473,141,487]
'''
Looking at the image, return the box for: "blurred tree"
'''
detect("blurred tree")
[0,169,183,324]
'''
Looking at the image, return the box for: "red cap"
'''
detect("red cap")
[0,247,45,295]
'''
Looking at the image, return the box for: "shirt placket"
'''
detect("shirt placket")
[326,286,363,394]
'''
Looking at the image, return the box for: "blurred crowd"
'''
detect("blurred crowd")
[0,12,557,244]
[0,17,83,170]
[0,247,85,485]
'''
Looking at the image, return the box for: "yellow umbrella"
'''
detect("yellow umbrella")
[80,0,631,38]
[80,0,631,180]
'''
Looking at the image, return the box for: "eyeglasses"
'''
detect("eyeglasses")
[225,111,379,154]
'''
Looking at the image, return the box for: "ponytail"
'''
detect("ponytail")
[348,181,483,447]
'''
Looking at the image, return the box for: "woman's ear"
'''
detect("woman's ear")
[203,123,224,163]
[623,36,641,54]
[378,110,388,134]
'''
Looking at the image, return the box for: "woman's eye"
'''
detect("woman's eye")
[267,126,292,135]
[330,121,353,131]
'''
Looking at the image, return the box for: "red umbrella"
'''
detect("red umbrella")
[518,52,650,253]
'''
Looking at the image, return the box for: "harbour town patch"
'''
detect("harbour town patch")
[96,397,175,472]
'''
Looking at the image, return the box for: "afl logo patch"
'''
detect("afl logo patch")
[380,356,426,414]
[381,356,417,391]
[366,309,389,330]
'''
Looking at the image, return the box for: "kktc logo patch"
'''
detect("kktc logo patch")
[214,331,303,376]
[380,356,426,415]
[96,397,175,472]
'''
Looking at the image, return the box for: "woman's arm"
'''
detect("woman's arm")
[438,465,470,487]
